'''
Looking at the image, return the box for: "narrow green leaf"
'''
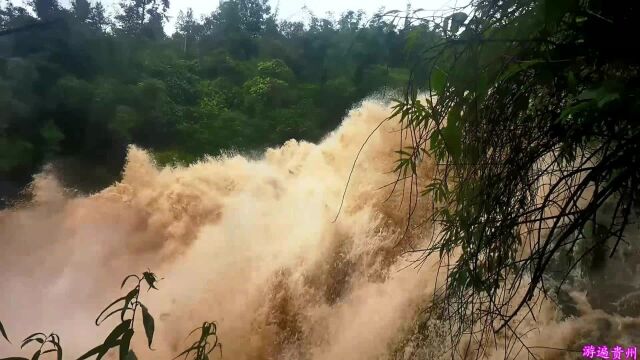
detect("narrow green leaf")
[429,132,440,152]
[104,320,133,350]
[121,275,140,289]
[53,337,62,360]
[498,60,543,83]
[560,101,591,119]
[122,288,139,321]
[173,345,197,360]
[118,330,134,360]
[577,88,598,101]
[0,321,10,343]
[77,344,107,360]
[475,72,490,101]
[442,110,462,160]
[430,67,447,95]
[140,303,155,349]
[567,71,576,91]
[185,327,202,340]
[596,92,619,108]
[99,307,131,326]
[21,338,44,349]
[30,350,40,360]
[85,323,131,360]
[22,334,46,342]
[96,296,127,325]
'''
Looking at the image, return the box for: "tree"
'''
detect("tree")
[87,2,110,31]
[29,0,59,20]
[200,0,271,59]
[337,10,364,32]
[203,0,271,38]
[71,0,90,21]
[392,0,640,355]
[235,0,271,36]
[1,0,419,202]
[1,2,31,30]
[176,8,202,54]
[115,0,169,38]
[176,9,197,35]
[115,0,144,35]
[279,20,304,38]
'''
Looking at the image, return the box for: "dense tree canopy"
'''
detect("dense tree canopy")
[0,0,438,203]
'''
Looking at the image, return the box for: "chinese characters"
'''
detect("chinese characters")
[582,345,637,360]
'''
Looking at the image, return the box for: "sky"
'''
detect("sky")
[42,0,461,34]
[167,0,461,33]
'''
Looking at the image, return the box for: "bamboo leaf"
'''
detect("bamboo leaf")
[118,330,134,360]
[498,60,544,83]
[20,338,44,349]
[173,344,198,359]
[22,334,46,342]
[30,350,40,360]
[122,288,139,321]
[121,275,140,289]
[104,320,133,349]
[139,303,155,349]
[430,67,447,95]
[99,307,131,326]
[96,296,126,325]
[442,110,462,160]
[77,344,108,360]
[0,321,9,343]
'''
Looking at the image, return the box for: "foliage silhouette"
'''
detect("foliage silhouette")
[0,332,62,360]
[0,270,222,360]
[77,271,160,359]
[174,322,222,360]
[0,270,223,360]
[383,0,640,357]
[0,321,9,343]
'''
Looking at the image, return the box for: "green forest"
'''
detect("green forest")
[1,0,437,199]
[1,0,639,358]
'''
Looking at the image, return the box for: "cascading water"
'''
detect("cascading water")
[1,98,638,359]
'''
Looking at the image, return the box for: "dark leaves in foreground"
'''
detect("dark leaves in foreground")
[0,332,62,360]
[78,271,159,360]
[142,270,162,291]
[393,0,640,357]
[174,322,222,360]
[0,269,222,360]
[0,320,10,343]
